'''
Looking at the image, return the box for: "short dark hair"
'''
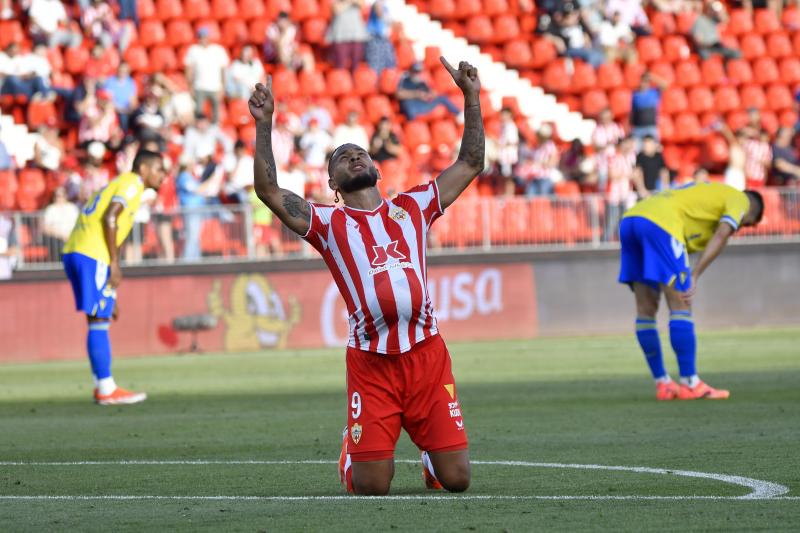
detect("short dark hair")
[744,190,764,225]
[643,134,655,142]
[132,149,163,173]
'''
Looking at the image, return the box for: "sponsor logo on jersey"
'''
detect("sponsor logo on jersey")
[351,423,362,444]
[448,401,461,418]
[368,241,413,276]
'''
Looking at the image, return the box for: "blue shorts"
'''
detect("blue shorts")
[618,216,692,292]
[62,252,117,319]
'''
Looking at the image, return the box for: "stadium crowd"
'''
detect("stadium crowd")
[1,0,799,265]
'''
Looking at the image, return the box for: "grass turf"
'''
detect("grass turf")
[1,328,798,531]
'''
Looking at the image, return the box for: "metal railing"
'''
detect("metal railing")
[5,188,800,270]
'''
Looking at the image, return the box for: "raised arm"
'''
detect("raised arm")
[249,78,311,236]
[435,56,485,209]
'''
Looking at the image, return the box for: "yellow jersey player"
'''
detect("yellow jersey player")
[618,182,764,400]
[62,150,165,405]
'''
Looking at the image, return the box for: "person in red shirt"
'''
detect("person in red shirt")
[248,57,484,495]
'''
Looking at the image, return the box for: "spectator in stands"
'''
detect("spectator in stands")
[517,124,560,197]
[771,127,800,186]
[497,107,520,193]
[151,73,195,129]
[0,134,13,170]
[81,0,133,52]
[130,90,166,148]
[226,45,265,100]
[0,0,12,19]
[327,0,369,73]
[299,118,334,170]
[743,130,772,189]
[224,140,255,204]
[333,111,369,149]
[42,186,79,260]
[630,72,667,142]
[272,113,296,171]
[176,152,225,261]
[604,0,651,35]
[79,142,111,200]
[78,89,118,147]
[249,184,283,258]
[593,107,626,146]
[300,102,334,131]
[605,136,638,238]
[29,0,83,48]
[0,215,18,280]
[182,112,233,163]
[719,122,747,191]
[278,153,307,199]
[369,116,401,163]
[264,12,314,71]
[634,135,670,194]
[365,0,396,76]
[690,1,741,60]
[0,43,51,100]
[84,43,117,81]
[102,62,137,133]
[560,139,586,183]
[184,26,230,124]
[397,62,460,121]
[743,106,767,138]
[599,11,637,63]
[559,4,605,68]
[32,122,63,172]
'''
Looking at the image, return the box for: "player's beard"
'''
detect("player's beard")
[340,167,379,193]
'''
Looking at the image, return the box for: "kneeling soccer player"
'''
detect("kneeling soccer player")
[62,150,165,405]
[618,182,764,400]
[248,56,483,494]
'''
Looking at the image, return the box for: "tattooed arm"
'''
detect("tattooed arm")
[249,79,311,236]
[435,57,485,210]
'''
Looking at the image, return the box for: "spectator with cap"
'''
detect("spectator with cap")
[326,0,369,73]
[691,0,741,60]
[182,112,233,163]
[396,62,460,121]
[630,72,667,142]
[184,26,230,123]
[226,45,265,100]
[102,62,137,133]
[333,111,369,149]
[369,116,401,163]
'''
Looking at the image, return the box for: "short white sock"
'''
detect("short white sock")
[655,375,673,384]
[679,375,700,388]
[97,377,117,396]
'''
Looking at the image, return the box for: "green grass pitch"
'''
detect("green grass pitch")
[1,328,798,531]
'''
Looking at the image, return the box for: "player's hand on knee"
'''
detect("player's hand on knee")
[108,262,122,289]
[112,303,120,321]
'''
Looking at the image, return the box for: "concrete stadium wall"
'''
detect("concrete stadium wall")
[1,242,797,362]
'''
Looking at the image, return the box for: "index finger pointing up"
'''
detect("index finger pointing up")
[265,74,272,92]
[439,56,456,74]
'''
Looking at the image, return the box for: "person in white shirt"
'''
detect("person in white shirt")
[0,43,52,99]
[299,118,334,169]
[182,112,233,163]
[224,140,255,203]
[599,11,637,63]
[29,0,83,48]
[42,186,79,260]
[184,26,230,123]
[332,111,369,150]
[225,45,265,100]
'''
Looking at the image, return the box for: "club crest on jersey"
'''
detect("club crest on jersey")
[389,207,407,221]
[351,423,362,444]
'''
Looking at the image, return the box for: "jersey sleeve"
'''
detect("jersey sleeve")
[720,190,750,232]
[302,203,334,251]
[110,175,143,209]
[397,181,444,228]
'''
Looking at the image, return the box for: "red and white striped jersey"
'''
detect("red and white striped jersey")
[303,181,443,354]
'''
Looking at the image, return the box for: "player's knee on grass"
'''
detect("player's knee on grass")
[429,451,471,493]
[351,460,394,496]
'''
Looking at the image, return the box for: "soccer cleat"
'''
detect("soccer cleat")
[421,451,443,490]
[339,427,353,493]
[94,387,147,405]
[655,380,680,401]
[678,381,730,400]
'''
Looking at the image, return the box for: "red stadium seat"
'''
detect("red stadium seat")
[766,33,792,59]
[123,45,149,73]
[760,110,779,136]
[701,57,726,87]
[726,58,753,85]
[543,60,570,93]
[704,134,730,165]
[149,46,178,73]
[688,86,714,113]
[662,87,688,114]
[779,58,800,84]
[649,61,675,85]
[239,0,264,19]
[0,171,17,210]
[484,0,509,16]
[740,85,766,110]
[46,47,64,73]
[650,11,676,37]
[571,61,597,93]
[676,11,698,34]
[581,89,608,117]
[727,9,754,35]
[493,14,520,42]
[292,0,319,21]
[64,47,90,75]
[663,35,691,63]
[139,19,166,47]
[503,40,532,69]
[271,68,299,98]
[248,18,269,43]
[194,20,221,41]
[394,40,416,70]
[298,69,325,96]
[530,38,557,69]
[465,15,493,43]
[429,0,456,19]
[623,61,646,89]
[596,63,623,90]
[782,6,800,28]
[766,84,793,111]
[365,95,393,123]
[715,86,741,113]
[353,66,378,96]
[779,109,798,127]
[166,20,194,47]
[430,119,457,148]
[726,110,749,130]
[302,17,328,44]
[755,8,781,34]
[740,34,766,60]
[403,121,431,151]
[636,36,663,64]
[138,0,156,19]
[674,60,701,88]
[326,69,354,97]
[226,99,250,126]
[27,100,56,129]
[337,95,364,118]
[155,0,182,20]
[455,0,482,19]
[379,68,401,94]
[183,0,211,20]
[211,0,236,19]
[16,169,46,212]
[753,57,779,85]
[221,18,248,47]
[609,88,631,118]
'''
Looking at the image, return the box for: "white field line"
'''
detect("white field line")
[0,495,798,502]
[0,460,794,501]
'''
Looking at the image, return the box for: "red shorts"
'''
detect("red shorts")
[344,334,468,462]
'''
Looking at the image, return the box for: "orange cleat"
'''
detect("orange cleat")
[94,387,147,405]
[655,380,680,401]
[678,381,730,400]
[421,451,443,490]
[339,427,353,493]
